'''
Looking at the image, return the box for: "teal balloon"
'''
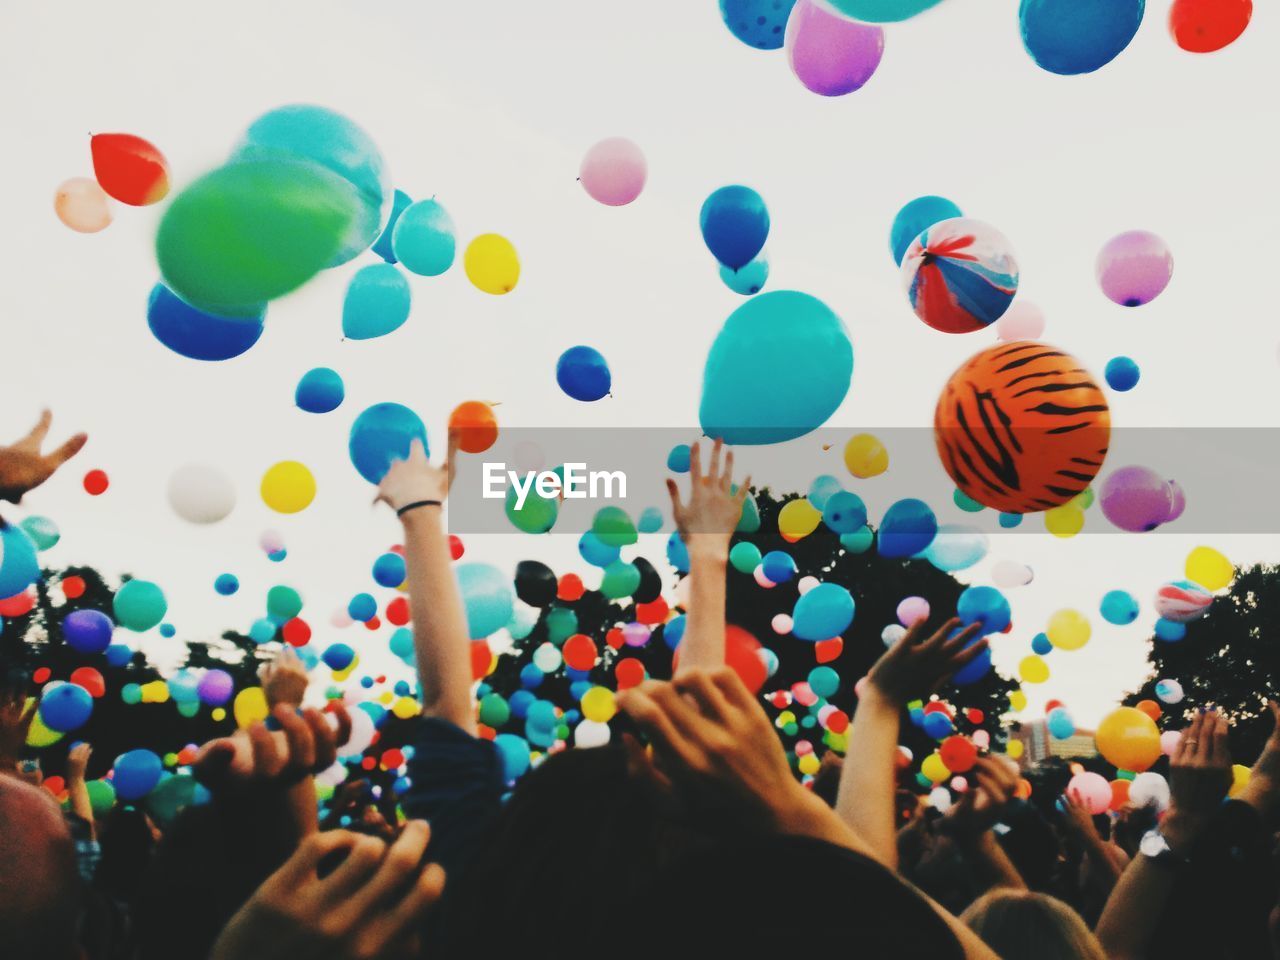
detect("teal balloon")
[20,516,60,551]
[922,524,988,572]
[1019,0,1144,75]
[840,526,874,554]
[266,585,303,621]
[600,560,641,599]
[349,403,428,484]
[953,489,985,513]
[720,253,770,296]
[792,583,855,641]
[232,104,389,265]
[824,0,945,22]
[249,618,277,644]
[113,580,167,632]
[736,493,761,533]
[392,199,457,277]
[729,541,762,574]
[808,666,840,699]
[807,475,843,510]
[0,523,40,598]
[578,531,620,568]
[637,507,663,533]
[295,367,345,414]
[822,490,867,534]
[700,291,853,445]
[890,195,962,264]
[342,264,411,340]
[457,564,514,638]
[373,189,413,263]
[156,159,360,317]
[1100,589,1139,625]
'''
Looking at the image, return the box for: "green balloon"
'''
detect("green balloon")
[545,607,578,646]
[114,580,168,632]
[156,159,360,317]
[840,526,875,554]
[953,489,985,513]
[20,516,60,551]
[121,683,142,705]
[86,779,116,815]
[505,486,559,534]
[600,560,640,599]
[729,541,762,574]
[478,693,510,728]
[735,492,761,534]
[592,506,637,547]
[267,585,304,621]
[146,773,198,831]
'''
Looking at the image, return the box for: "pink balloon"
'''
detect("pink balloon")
[785,0,885,97]
[1067,771,1111,814]
[995,301,1046,341]
[1160,730,1181,757]
[896,595,930,626]
[1097,230,1174,307]
[1099,466,1175,533]
[54,177,112,233]
[579,137,647,207]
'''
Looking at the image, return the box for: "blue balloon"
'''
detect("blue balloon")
[249,618,277,644]
[578,532,620,568]
[637,507,664,533]
[105,644,133,668]
[878,499,938,558]
[349,402,429,484]
[556,346,611,401]
[61,609,114,654]
[147,283,264,362]
[823,490,868,534]
[39,683,93,732]
[0,522,39,599]
[700,291,853,445]
[792,583,855,641]
[663,614,687,650]
[322,642,356,671]
[951,641,993,686]
[113,749,163,801]
[1100,589,1139,625]
[342,263,411,340]
[348,593,377,622]
[922,524,988,572]
[999,512,1024,529]
[392,199,456,277]
[159,623,176,639]
[372,189,413,263]
[700,185,770,270]
[718,0,796,49]
[295,367,345,414]
[1154,617,1186,643]
[957,585,1012,635]
[890,195,962,265]
[922,711,954,739]
[1031,632,1053,655]
[666,532,690,574]
[494,733,531,782]
[508,690,535,719]
[372,552,406,588]
[808,475,844,511]
[456,563,514,638]
[825,0,944,22]
[667,444,691,473]
[1019,0,1145,75]
[1105,356,1140,392]
[519,664,545,690]
[720,253,770,296]
[1047,707,1075,739]
[761,550,797,584]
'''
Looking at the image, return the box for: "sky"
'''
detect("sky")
[2,0,1277,726]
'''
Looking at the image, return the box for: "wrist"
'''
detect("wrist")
[1158,810,1207,856]
[686,536,730,562]
[399,502,444,529]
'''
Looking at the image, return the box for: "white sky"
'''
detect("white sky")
[2,0,1277,727]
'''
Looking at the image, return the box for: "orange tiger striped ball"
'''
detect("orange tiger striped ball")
[934,341,1110,514]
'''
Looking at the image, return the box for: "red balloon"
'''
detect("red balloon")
[557,574,585,602]
[61,576,86,600]
[70,666,106,698]
[939,735,978,773]
[282,618,312,647]
[1170,0,1252,52]
[634,597,668,625]
[90,133,170,206]
[470,640,492,680]
[386,596,410,626]
[43,776,66,798]
[448,535,465,560]
[615,658,646,690]
[563,634,598,672]
[33,666,52,685]
[363,616,382,632]
[671,625,766,695]
[0,591,36,617]
[380,748,405,770]
[814,637,843,663]
[83,470,109,495]
[605,626,625,650]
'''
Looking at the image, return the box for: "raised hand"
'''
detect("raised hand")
[1237,701,1280,826]
[194,704,352,797]
[941,754,1019,842]
[1059,787,1101,843]
[260,647,310,710]
[1162,709,1232,855]
[376,436,456,516]
[0,409,87,503]
[866,617,986,707]
[65,741,93,782]
[666,438,751,545]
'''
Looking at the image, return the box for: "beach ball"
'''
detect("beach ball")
[62,609,114,654]
[843,433,888,478]
[349,403,428,484]
[935,342,1109,513]
[1100,590,1139,625]
[719,0,797,49]
[1099,466,1177,532]
[113,580,167,632]
[957,585,1011,635]
[91,133,169,205]
[720,254,770,296]
[878,498,937,558]
[261,461,316,514]
[579,137,647,206]
[792,583,855,641]
[464,234,520,295]
[113,749,164,801]
[785,0,884,98]
[890,195,962,266]
[391,199,456,276]
[1068,771,1111,814]
[295,368,345,414]
[700,186,770,271]
[556,346,612,401]
[342,263,411,340]
[1019,0,1145,75]
[0,523,40,599]
[168,462,236,524]
[1170,0,1251,53]
[54,177,112,233]
[902,219,1018,333]
[822,0,943,21]
[1154,581,1212,623]
[1047,609,1091,650]
[146,283,265,362]
[700,291,852,445]
[1185,546,1233,592]
[995,301,1045,341]
[1096,706,1161,772]
[1105,356,1140,392]
[1097,231,1173,307]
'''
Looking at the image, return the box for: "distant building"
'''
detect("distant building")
[1011,719,1097,767]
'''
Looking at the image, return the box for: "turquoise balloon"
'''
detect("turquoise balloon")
[1100,589,1139,625]
[342,263,411,340]
[729,541,762,574]
[20,516,60,551]
[113,580,167,632]
[0,523,40,598]
[578,532,620,568]
[808,474,843,511]
[349,403,428,484]
[232,104,389,265]
[392,199,457,277]
[373,189,413,263]
[792,583,855,641]
[600,560,641,600]
[922,524,988,572]
[824,0,945,22]
[720,253,770,296]
[840,526,874,554]
[890,195,962,264]
[808,666,840,699]
[822,491,867,534]
[637,507,664,533]
[456,563,514,638]
[700,291,853,445]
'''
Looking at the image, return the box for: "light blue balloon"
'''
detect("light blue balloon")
[390,627,415,663]
[999,512,1024,529]
[0,523,40,598]
[1100,589,1139,625]
[342,264,411,340]
[666,531,690,574]
[890,195,962,264]
[20,516,59,551]
[667,444,691,473]
[1031,632,1052,655]
[878,499,937,558]
[1047,707,1075,739]
[792,583,855,641]
[807,474,844,511]
[577,531,620,568]
[840,526,874,554]
[663,614,687,651]
[1154,618,1186,643]
[295,367,345,414]
[349,402,428,484]
[457,563,514,639]
[957,585,1011,635]
[808,666,840,698]
[922,524,989,572]
[392,199,456,277]
[494,734,531,783]
[249,618,277,644]
[1019,0,1145,75]
[372,189,413,263]
[637,507,664,533]
[823,491,867,534]
[825,0,944,22]
[700,291,853,445]
[720,253,770,296]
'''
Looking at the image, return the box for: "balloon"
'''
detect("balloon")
[792,583,855,641]
[719,0,797,49]
[728,541,762,575]
[0,523,40,599]
[1067,771,1111,813]
[295,367,345,414]
[896,596,929,627]
[70,667,105,698]
[902,218,1019,333]
[86,779,116,815]
[957,586,1011,635]
[953,640,993,685]
[996,301,1046,342]
[1154,580,1212,623]
[91,133,170,205]
[700,186,770,270]
[779,498,822,539]
[1097,231,1173,307]
[1099,466,1176,532]
[921,753,950,782]
[993,561,1034,589]
[342,263,411,340]
[822,490,867,534]
[890,196,962,266]
[700,291,852,445]
[1047,609,1091,650]
[349,403,428,484]
[1129,771,1170,810]
[578,532,620,568]
[449,401,499,454]
[113,579,167,632]
[600,561,641,600]
[21,516,60,551]
[556,346,612,401]
[667,444,691,473]
[761,550,797,583]
[1155,678,1184,704]
[1096,706,1161,772]
[392,199,456,276]
[1169,0,1251,53]
[373,553,406,588]
[39,684,93,732]
[784,0,885,97]
[146,283,264,361]
[232,104,389,266]
[637,506,664,533]
[1018,655,1050,684]
[260,461,317,514]
[579,137,647,206]
[808,475,843,511]
[822,0,944,21]
[843,433,888,478]
[935,343,1110,513]
[1105,356,1140,392]
[457,564,514,638]
[197,669,234,706]
[156,159,360,317]
[214,573,239,596]
[1019,0,1145,75]
[878,498,937,558]
[720,253,770,296]
[372,189,413,263]
[1185,546,1233,592]
[62,609,114,654]
[113,749,163,801]
[506,485,559,534]
[923,524,988,572]
[464,234,520,294]
[1154,617,1187,643]
[1100,590,1139,625]
[167,462,236,524]
[54,177,112,233]
[514,560,557,607]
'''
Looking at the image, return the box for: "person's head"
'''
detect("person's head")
[0,775,84,960]
[95,805,158,904]
[962,889,1106,960]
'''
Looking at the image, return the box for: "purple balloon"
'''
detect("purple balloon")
[62,609,115,654]
[1164,480,1186,524]
[1096,230,1173,307]
[785,0,885,97]
[197,668,235,706]
[1099,466,1175,532]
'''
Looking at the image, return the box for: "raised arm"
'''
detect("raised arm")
[376,435,475,733]
[668,439,750,674]
[64,742,95,839]
[0,408,87,504]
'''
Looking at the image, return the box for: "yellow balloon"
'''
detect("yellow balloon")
[778,498,822,539]
[825,731,848,754]
[921,752,950,782]
[1229,763,1251,798]
[1047,609,1091,651]
[1009,689,1028,712]
[141,680,171,703]
[211,707,227,722]
[392,696,421,720]
[1018,655,1050,684]
[25,699,65,747]
[1185,546,1233,592]
[261,461,317,514]
[1044,504,1085,538]
[843,433,888,479]
[1095,706,1161,772]
[464,233,520,295]
[233,686,269,729]
[776,710,797,728]
[798,753,821,776]
[1006,739,1025,759]
[581,686,616,723]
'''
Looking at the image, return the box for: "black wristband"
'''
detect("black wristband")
[396,500,442,517]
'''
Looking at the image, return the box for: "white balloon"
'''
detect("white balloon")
[797,575,820,595]
[315,761,349,787]
[1129,772,1170,811]
[167,462,236,524]
[882,623,907,647]
[929,787,953,813]
[341,708,376,757]
[992,559,1035,589]
[575,719,612,748]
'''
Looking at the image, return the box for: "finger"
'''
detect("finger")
[191,739,236,789]
[672,670,734,723]
[665,478,684,522]
[708,438,723,486]
[1207,712,1230,767]
[275,830,363,890]
[938,622,983,656]
[354,861,446,959]
[616,686,703,771]
[722,449,734,492]
[924,617,966,651]
[247,722,283,779]
[445,431,459,491]
[408,438,428,463]
[333,820,433,925]
[275,705,315,774]
[328,702,353,750]
[45,433,87,468]
[1175,713,1204,763]
[707,664,758,715]
[734,476,752,505]
[23,410,52,449]
[303,708,337,772]
[689,441,703,488]
[940,636,989,678]
[317,833,388,902]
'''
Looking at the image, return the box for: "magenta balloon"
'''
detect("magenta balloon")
[197,669,235,706]
[579,138,647,207]
[1099,466,1175,532]
[785,0,885,97]
[1096,230,1173,307]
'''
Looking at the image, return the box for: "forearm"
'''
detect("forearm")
[956,831,1026,892]
[285,777,319,837]
[675,538,728,674]
[67,775,95,838]
[401,508,475,732]
[1095,854,1178,960]
[835,688,901,868]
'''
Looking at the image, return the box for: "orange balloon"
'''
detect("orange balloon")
[449,401,498,454]
[1109,778,1131,811]
[1135,699,1163,721]
[1095,706,1161,772]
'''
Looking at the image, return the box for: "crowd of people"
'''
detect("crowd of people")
[4,417,1280,959]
